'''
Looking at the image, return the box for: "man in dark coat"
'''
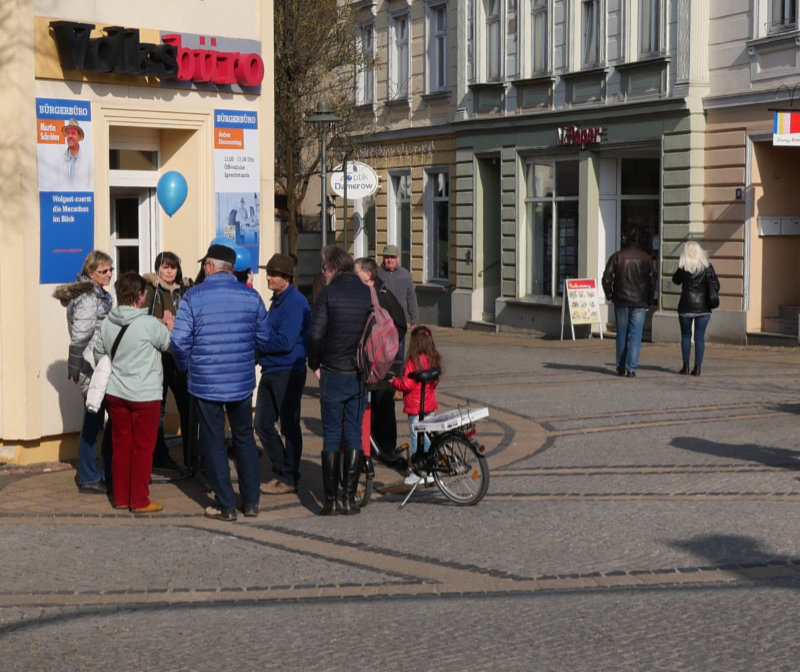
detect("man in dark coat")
[307,246,372,515]
[601,227,656,377]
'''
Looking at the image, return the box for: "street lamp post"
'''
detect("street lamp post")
[307,100,341,248]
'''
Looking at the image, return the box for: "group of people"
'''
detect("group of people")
[57,241,436,520]
[603,230,721,377]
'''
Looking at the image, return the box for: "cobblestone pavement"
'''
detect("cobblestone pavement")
[2,329,800,671]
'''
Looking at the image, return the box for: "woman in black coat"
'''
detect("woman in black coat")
[672,241,720,376]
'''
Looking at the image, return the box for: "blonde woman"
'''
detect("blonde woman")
[671,241,720,376]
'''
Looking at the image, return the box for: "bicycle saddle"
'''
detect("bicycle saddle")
[409,367,441,383]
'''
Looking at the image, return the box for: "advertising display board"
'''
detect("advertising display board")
[561,278,603,340]
[36,97,94,284]
[213,109,260,270]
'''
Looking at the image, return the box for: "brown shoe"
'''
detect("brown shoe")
[113,504,129,510]
[131,501,163,513]
[260,480,296,495]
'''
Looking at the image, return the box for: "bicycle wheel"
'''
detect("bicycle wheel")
[355,472,373,508]
[431,433,489,505]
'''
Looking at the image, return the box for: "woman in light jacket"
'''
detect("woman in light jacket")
[143,251,192,470]
[54,250,114,494]
[95,272,173,512]
[672,241,720,376]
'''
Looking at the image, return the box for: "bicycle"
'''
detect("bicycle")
[355,366,490,509]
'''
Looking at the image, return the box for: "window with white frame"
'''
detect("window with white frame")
[425,169,449,281]
[523,159,579,297]
[531,0,549,74]
[639,0,662,55]
[485,0,502,80]
[426,1,449,92]
[770,0,797,30]
[581,0,600,67]
[390,11,410,99]
[390,172,412,269]
[356,22,375,106]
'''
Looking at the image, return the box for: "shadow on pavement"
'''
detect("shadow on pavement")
[670,436,800,471]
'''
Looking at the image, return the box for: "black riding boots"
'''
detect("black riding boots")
[340,449,363,516]
[318,451,340,516]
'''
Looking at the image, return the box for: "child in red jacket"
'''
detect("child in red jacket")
[391,326,442,484]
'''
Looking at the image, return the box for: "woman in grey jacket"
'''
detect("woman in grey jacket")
[95,272,173,513]
[54,250,114,493]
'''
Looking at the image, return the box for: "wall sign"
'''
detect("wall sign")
[330,161,380,199]
[36,97,94,284]
[214,110,260,270]
[557,125,605,149]
[773,111,800,146]
[49,21,264,88]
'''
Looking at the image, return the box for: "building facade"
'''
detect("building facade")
[0,0,274,465]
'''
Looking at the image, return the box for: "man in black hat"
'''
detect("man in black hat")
[171,244,271,521]
[254,254,311,496]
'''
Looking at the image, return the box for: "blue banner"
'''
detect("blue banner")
[40,193,94,284]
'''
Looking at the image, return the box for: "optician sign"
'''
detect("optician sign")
[556,125,605,149]
[329,161,379,199]
[49,21,264,88]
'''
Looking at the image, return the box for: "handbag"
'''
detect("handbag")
[85,324,130,413]
[706,267,720,310]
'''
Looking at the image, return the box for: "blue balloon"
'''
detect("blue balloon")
[234,247,252,272]
[210,235,236,249]
[156,171,188,216]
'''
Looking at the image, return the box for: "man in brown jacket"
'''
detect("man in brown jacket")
[602,227,656,377]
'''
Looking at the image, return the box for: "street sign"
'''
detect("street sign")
[330,161,379,199]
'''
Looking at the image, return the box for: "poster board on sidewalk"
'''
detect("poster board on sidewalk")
[561,278,603,340]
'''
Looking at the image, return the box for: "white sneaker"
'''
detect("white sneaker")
[404,472,422,485]
[424,475,435,485]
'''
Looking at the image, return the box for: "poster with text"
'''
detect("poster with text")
[36,98,94,284]
[214,109,260,271]
[565,278,602,325]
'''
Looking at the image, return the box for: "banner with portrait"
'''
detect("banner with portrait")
[213,109,260,272]
[36,97,94,283]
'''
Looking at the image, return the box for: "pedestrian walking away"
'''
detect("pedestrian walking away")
[672,240,720,377]
[171,244,271,522]
[254,253,310,497]
[602,227,657,378]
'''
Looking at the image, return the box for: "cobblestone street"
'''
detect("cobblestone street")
[2,328,800,671]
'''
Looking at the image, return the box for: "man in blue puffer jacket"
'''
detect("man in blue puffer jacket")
[171,244,270,521]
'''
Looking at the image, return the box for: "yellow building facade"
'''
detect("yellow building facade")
[0,1,274,465]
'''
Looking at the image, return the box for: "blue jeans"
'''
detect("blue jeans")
[254,369,307,486]
[78,404,113,486]
[407,414,432,454]
[679,314,711,367]
[195,396,260,512]
[319,370,366,453]
[615,305,646,373]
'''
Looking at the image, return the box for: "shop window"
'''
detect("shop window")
[524,159,579,297]
[389,11,410,100]
[620,157,660,254]
[425,169,450,282]
[356,22,375,106]
[390,172,412,269]
[426,1,449,93]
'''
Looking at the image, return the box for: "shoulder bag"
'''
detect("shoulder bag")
[85,324,130,413]
[705,266,720,310]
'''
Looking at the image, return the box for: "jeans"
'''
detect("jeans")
[77,404,113,486]
[195,396,260,512]
[106,396,160,509]
[679,314,711,367]
[407,414,431,454]
[254,369,307,486]
[319,370,366,453]
[615,305,646,373]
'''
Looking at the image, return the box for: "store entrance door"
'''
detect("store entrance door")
[476,157,501,322]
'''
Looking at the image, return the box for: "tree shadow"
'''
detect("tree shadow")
[670,436,800,470]
[669,534,800,586]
